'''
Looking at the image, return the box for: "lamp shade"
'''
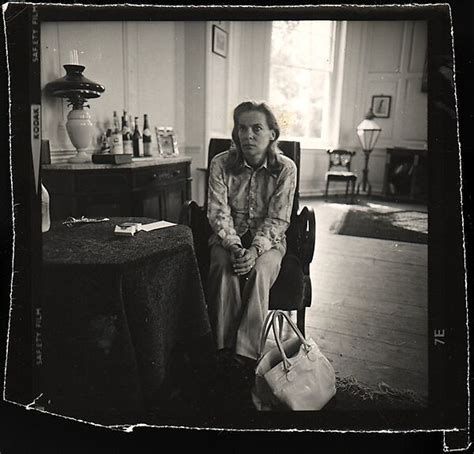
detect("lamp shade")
[45,64,105,108]
[356,109,381,152]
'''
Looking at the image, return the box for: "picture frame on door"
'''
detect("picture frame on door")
[371,95,392,118]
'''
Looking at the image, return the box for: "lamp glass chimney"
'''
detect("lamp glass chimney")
[356,112,381,152]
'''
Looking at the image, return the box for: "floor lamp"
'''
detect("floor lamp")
[356,108,381,196]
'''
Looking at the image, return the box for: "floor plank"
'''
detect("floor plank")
[312,279,428,310]
[308,296,427,335]
[306,311,427,349]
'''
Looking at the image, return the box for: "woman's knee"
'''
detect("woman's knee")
[250,249,283,282]
[209,245,233,274]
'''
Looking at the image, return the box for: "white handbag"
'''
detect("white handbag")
[251,310,336,411]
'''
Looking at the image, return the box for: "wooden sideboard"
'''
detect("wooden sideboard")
[42,156,192,223]
[383,148,427,203]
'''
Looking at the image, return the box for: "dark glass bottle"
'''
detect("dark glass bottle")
[132,116,143,158]
[122,115,133,155]
[111,111,123,154]
[143,114,152,157]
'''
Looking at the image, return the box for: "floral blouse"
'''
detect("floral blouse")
[207,150,297,256]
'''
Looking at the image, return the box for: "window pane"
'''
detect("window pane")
[270,65,328,139]
[270,20,334,140]
[271,20,334,71]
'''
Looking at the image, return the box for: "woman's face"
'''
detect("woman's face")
[237,110,276,164]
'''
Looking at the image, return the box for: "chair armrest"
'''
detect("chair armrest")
[180,200,213,241]
[180,200,204,225]
[295,205,316,274]
[180,200,212,283]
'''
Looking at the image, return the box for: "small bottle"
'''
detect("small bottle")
[142,114,152,157]
[113,110,120,131]
[99,130,111,153]
[111,111,123,154]
[122,116,133,155]
[41,183,51,233]
[132,116,143,158]
[105,128,112,152]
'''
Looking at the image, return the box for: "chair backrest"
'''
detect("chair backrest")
[207,138,301,214]
[327,149,356,172]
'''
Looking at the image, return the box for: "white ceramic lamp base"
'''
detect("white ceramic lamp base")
[66,108,93,163]
[68,150,91,163]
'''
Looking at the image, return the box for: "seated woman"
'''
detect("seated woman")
[207,100,297,364]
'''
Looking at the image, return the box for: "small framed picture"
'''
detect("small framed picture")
[155,127,177,157]
[371,95,392,118]
[158,134,174,156]
[212,24,228,58]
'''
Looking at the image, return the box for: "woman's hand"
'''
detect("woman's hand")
[233,246,258,276]
[229,244,245,263]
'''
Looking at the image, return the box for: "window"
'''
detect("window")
[269,21,339,145]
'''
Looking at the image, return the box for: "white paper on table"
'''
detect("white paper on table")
[139,220,177,232]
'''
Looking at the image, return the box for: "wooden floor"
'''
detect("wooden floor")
[302,197,428,398]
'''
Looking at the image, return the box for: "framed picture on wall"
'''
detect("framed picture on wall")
[212,24,228,58]
[371,95,392,118]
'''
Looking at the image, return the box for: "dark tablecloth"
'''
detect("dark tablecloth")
[41,218,211,425]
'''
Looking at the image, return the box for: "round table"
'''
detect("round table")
[40,218,211,425]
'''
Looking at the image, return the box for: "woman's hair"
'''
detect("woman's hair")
[225,100,282,175]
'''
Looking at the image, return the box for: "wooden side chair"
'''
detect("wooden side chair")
[180,138,316,336]
[325,149,357,204]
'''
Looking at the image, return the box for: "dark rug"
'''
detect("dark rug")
[145,351,427,427]
[336,209,428,244]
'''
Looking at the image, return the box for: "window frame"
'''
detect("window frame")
[268,21,345,150]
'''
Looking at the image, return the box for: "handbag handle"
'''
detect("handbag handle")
[257,310,312,367]
[271,312,293,371]
[275,310,310,349]
[257,310,285,361]
[271,310,313,373]
[257,310,280,360]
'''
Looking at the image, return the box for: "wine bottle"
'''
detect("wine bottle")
[111,111,123,154]
[122,116,133,155]
[132,116,143,158]
[143,114,152,157]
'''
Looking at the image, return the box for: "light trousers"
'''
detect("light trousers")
[207,244,284,360]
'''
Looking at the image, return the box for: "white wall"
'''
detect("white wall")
[185,20,273,205]
[41,21,185,163]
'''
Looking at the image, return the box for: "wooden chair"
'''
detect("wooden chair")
[180,138,315,336]
[325,149,357,204]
